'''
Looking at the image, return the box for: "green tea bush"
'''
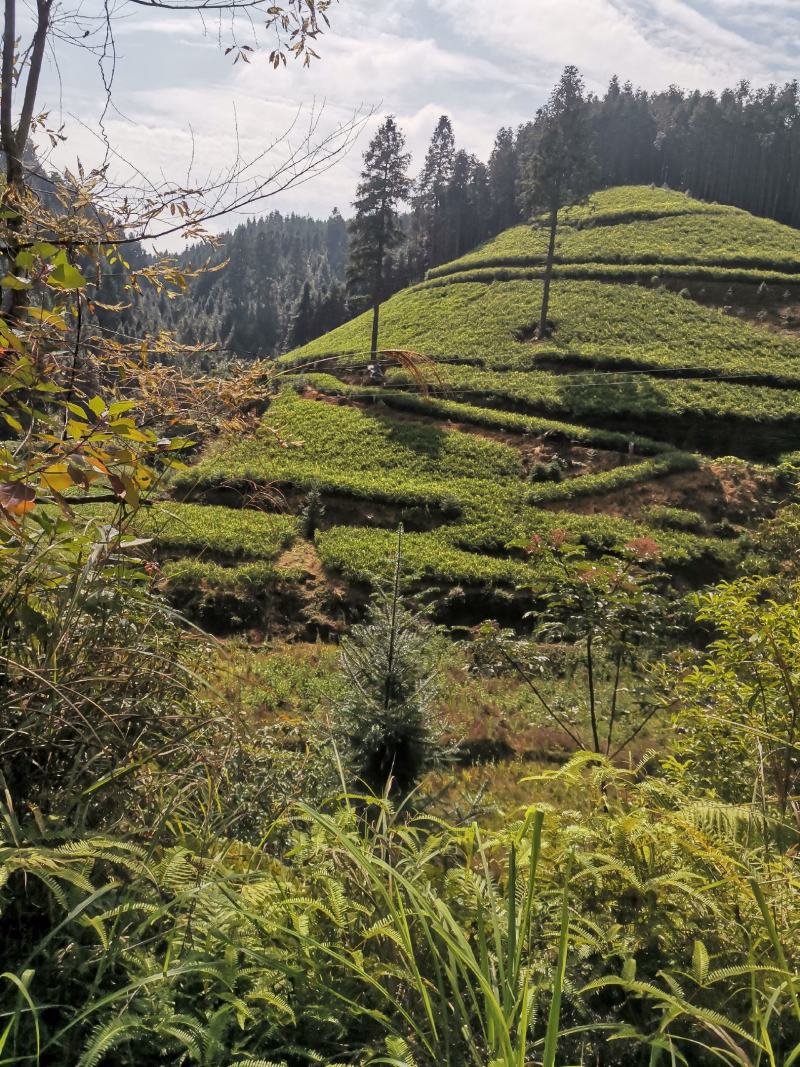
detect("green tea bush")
[175,391,519,512]
[300,373,671,454]
[428,186,800,278]
[163,558,284,630]
[526,452,699,505]
[528,460,563,483]
[316,526,535,585]
[644,505,709,533]
[141,501,298,560]
[403,363,800,443]
[287,276,800,388]
[422,261,800,288]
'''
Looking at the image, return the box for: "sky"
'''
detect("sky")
[31,0,800,243]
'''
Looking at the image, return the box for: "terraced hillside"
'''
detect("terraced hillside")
[156,186,800,633]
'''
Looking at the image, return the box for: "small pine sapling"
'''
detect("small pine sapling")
[300,487,326,539]
[330,530,450,798]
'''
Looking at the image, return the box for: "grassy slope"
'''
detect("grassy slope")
[430,212,800,274]
[169,186,794,601]
[287,279,800,386]
[176,391,731,586]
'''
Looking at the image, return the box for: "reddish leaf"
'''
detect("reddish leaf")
[0,481,36,515]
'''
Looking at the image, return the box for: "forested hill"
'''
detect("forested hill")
[118,210,351,367]
[119,77,800,366]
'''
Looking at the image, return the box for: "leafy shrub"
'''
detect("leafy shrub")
[528,460,563,483]
[667,578,800,827]
[0,515,227,828]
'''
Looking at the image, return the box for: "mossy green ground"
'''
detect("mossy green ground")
[214,638,667,817]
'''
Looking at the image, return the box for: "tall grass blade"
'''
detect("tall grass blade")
[542,868,571,1067]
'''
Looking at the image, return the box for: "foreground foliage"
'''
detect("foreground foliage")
[1,754,797,1066]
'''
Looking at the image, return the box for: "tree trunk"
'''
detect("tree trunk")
[1,0,52,321]
[539,205,558,339]
[370,299,380,359]
[370,241,385,359]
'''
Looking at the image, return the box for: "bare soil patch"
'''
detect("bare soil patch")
[540,460,779,525]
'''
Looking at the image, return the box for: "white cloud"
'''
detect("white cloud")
[30,0,800,246]
[433,0,796,89]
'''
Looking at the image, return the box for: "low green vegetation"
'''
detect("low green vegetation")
[171,391,732,588]
[288,277,800,388]
[392,362,800,450]
[299,372,672,453]
[163,559,276,628]
[317,512,733,586]
[525,451,698,504]
[429,192,800,277]
[176,390,521,500]
[316,525,535,584]
[140,502,298,560]
[643,504,709,533]
[555,183,733,224]
[159,186,800,600]
[424,260,800,288]
[4,504,798,1064]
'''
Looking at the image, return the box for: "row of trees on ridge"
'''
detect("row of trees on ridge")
[347,69,800,355]
[119,71,800,361]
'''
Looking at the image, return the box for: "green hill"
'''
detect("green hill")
[160,186,800,631]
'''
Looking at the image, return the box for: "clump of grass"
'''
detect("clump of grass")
[644,504,708,534]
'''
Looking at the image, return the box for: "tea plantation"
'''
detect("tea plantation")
[159,186,798,631]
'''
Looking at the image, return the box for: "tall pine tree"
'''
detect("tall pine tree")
[521,66,595,339]
[488,127,520,234]
[287,280,315,350]
[347,116,412,358]
[413,115,456,269]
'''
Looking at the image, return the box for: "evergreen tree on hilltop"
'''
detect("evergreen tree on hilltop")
[287,280,316,350]
[412,114,456,269]
[448,150,492,260]
[488,126,521,234]
[520,66,596,339]
[347,116,412,359]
